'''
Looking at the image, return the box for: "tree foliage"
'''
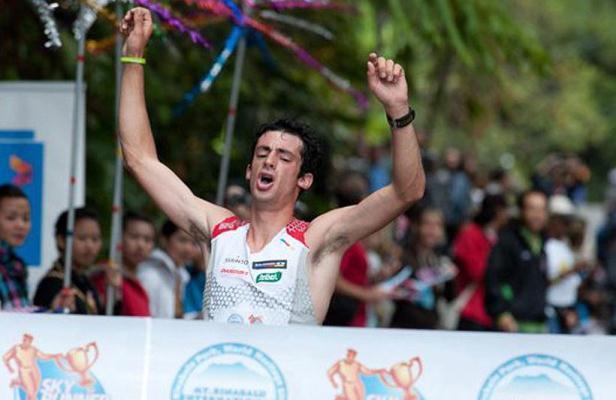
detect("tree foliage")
[1,0,615,239]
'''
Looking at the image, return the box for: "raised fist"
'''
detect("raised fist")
[120,7,153,58]
[366,53,409,118]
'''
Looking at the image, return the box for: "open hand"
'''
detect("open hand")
[120,7,153,57]
[367,53,409,118]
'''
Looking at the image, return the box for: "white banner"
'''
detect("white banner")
[1,313,615,400]
[0,82,86,292]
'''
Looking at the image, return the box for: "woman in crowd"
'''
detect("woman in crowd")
[390,208,455,329]
[453,194,508,331]
[34,208,104,314]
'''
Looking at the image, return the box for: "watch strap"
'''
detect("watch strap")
[386,107,415,129]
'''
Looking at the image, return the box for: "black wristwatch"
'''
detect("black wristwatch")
[386,107,415,129]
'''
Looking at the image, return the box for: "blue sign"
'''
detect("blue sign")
[0,130,44,266]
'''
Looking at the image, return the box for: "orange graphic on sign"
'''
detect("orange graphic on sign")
[380,356,424,400]
[3,334,101,398]
[9,155,33,186]
[327,349,383,400]
[2,334,61,400]
[57,342,100,388]
[328,349,424,400]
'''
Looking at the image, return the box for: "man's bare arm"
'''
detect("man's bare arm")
[308,54,425,258]
[119,8,231,240]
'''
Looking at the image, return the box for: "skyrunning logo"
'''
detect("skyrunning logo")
[3,334,108,400]
[171,343,287,400]
[478,353,593,400]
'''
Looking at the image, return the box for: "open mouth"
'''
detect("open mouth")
[256,172,275,191]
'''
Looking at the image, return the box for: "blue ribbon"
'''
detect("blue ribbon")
[174,26,246,117]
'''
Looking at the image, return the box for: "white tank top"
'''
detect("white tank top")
[203,216,316,325]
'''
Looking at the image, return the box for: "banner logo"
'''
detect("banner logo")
[3,333,108,400]
[478,353,593,400]
[328,349,425,400]
[171,342,287,400]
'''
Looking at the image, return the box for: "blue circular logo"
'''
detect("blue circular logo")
[478,353,593,400]
[171,342,287,400]
[227,314,244,324]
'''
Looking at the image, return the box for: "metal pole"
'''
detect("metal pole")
[215,1,250,205]
[105,2,124,316]
[215,31,247,205]
[63,36,86,306]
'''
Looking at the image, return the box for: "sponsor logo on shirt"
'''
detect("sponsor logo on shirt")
[252,260,287,270]
[256,272,282,283]
[227,314,244,324]
[224,256,249,265]
[220,268,249,277]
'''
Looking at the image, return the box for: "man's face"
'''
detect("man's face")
[122,220,155,268]
[246,131,312,207]
[164,229,195,267]
[0,197,31,247]
[521,193,548,233]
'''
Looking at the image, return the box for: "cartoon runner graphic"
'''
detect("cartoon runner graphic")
[328,349,382,400]
[3,334,60,400]
[380,356,423,400]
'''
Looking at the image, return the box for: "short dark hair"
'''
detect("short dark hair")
[0,184,27,204]
[160,218,179,239]
[54,207,100,238]
[517,189,547,211]
[474,194,507,226]
[250,119,322,178]
[123,211,155,233]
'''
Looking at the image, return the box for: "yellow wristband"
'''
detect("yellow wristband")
[120,56,146,65]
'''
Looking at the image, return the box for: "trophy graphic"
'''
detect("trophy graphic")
[57,342,99,388]
[379,356,423,400]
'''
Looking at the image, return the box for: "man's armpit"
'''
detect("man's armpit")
[311,234,350,265]
[189,221,210,243]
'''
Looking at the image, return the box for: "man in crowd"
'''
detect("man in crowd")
[119,8,424,325]
[90,211,156,316]
[485,190,549,333]
[137,219,193,318]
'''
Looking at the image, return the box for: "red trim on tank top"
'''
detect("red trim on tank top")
[212,216,247,238]
[286,218,310,247]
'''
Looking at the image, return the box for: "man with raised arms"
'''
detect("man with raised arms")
[119,8,425,325]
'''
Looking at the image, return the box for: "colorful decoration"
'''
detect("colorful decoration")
[259,10,333,40]
[246,0,354,11]
[180,0,367,109]
[28,0,62,48]
[134,0,212,49]
[175,26,245,114]
[73,0,111,40]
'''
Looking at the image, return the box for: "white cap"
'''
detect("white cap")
[549,195,575,216]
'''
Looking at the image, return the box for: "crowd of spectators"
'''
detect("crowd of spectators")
[0,148,615,335]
